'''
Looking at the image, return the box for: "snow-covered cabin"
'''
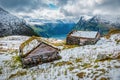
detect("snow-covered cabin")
[19,36,61,68]
[66,30,100,45]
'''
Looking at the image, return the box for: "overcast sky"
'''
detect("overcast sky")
[0,0,120,19]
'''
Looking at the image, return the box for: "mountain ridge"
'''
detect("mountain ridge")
[73,15,120,35]
[0,7,38,37]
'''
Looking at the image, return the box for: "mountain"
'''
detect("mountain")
[73,15,120,35]
[0,7,38,37]
[23,17,76,39]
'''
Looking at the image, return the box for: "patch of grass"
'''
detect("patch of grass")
[0,48,8,53]
[52,40,66,46]
[116,53,120,59]
[114,65,120,68]
[93,73,105,80]
[3,60,10,67]
[92,48,97,50]
[94,65,99,68]
[9,49,18,54]
[76,72,86,78]
[0,66,2,74]
[63,44,78,49]
[97,69,106,73]
[115,39,120,44]
[11,56,22,68]
[93,72,98,75]
[3,56,22,70]
[107,66,111,68]
[81,63,92,69]
[100,77,109,80]
[75,58,82,63]
[105,29,120,39]
[64,70,67,75]
[68,66,75,71]
[8,70,27,79]
[95,57,112,62]
[53,40,78,49]
[12,56,21,63]
[54,61,73,67]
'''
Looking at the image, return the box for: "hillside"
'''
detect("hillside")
[0,32,120,80]
[0,7,38,37]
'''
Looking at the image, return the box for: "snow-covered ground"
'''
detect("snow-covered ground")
[0,34,120,80]
[0,36,29,53]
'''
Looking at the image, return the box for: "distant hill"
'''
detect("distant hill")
[73,16,120,35]
[0,7,38,37]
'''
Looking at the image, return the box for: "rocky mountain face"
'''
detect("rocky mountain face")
[0,7,38,37]
[73,16,120,35]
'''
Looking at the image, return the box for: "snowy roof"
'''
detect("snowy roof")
[71,31,98,38]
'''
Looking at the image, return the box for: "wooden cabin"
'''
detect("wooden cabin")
[19,36,61,68]
[66,30,100,46]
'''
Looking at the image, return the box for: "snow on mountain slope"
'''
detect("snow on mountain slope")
[0,33,120,80]
[0,7,38,37]
[96,15,120,25]
[73,15,120,35]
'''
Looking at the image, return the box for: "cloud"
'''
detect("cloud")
[95,0,120,14]
[0,0,120,19]
[0,0,48,12]
[61,0,120,17]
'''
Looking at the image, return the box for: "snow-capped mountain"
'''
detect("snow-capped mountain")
[73,15,120,35]
[0,7,38,37]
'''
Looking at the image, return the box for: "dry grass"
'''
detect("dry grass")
[97,69,106,73]
[115,53,120,60]
[54,61,73,67]
[115,39,120,44]
[8,70,27,79]
[94,65,99,68]
[68,66,75,71]
[0,66,2,74]
[52,40,78,49]
[81,63,92,69]
[76,72,86,78]
[75,58,82,63]
[0,49,8,53]
[105,29,120,39]
[100,77,109,80]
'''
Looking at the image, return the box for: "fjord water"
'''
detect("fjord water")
[32,23,76,40]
